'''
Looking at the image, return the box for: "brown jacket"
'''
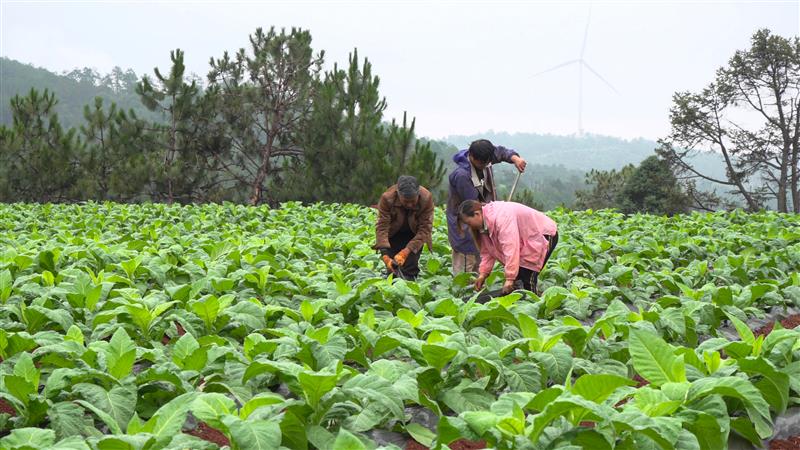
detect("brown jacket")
[374,185,434,253]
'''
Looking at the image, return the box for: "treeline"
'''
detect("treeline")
[575,156,689,215]
[0,58,161,130]
[0,27,445,206]
[658,29,800,213]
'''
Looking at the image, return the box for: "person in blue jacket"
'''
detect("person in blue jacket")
[446,139,527,274]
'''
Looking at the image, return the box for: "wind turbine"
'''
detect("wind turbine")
[532,7,619,137]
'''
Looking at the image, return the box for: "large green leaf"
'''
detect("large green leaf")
[736,357,790,414]
[0,269,13,304]
[141,392,197,442]
[610,409,682,450]
[0,427,55,448]
[279,410,308,450]
[331,429,367,450]
[190,393,236,430]
[529,392,616,443]
[106,328,136,380]
[298,370,338,410]
[572,374,635,403]
[73,382,136,432]
[687,377,772,439]
[629,328,686,386]
[680,410,728,450]
[48,401,94,440]
[421,344,458,371]
[223,415,282,450]
[503,362,542,393]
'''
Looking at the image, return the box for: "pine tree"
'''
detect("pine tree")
[618,156,689,215]
[208,27,324,205]
[137,49,222,203]
[0,89,83,202]
[384,113,446,194]
[288,51,446,205]
[291,51,389,203]
[79,97,155,201]
[575,165,636,210]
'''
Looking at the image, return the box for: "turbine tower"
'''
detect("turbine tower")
[532,7,619,136]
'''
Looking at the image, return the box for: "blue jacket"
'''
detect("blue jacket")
[446,145,520,254]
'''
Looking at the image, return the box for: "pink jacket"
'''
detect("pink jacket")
[478,202,558,280]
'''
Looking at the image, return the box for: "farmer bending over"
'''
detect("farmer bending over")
[447,139,526,274]
[374,175,434,280]
[458,200,558,294]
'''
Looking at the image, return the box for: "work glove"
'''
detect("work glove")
[474,273,488,291]
[502,279,516,294]
[382,255,396,273]
[394,248,411,266]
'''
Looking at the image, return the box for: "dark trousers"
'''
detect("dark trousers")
[516,233,559,292]
[388,230,421,279]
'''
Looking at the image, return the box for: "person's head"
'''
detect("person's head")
[468,139,495,171]
[397,175,420,209]
[457,199,484,230]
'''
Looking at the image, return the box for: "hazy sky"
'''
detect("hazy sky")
[1,0,798,140]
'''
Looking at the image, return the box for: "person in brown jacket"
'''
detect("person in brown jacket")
[374,175,434,280]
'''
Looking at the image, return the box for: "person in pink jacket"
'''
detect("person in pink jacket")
[457,199,559,294]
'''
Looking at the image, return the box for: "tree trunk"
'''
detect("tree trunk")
[792,142,799,213]
[718,144,760,211]
[249,135,274,205]
[777,145,789,213]
[166,97,177,205]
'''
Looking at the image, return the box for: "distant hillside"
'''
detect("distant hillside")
[0,57,158,129]
[443,131,728,178]
[425,137,586,209]
[2,58,734,209]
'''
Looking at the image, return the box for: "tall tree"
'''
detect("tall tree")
[658,29,800,212]
[0,89,83,202]
[290,51,445,204]
[575,164,635,210]
[385,113,446,193]
[137,49,223,203]
[208,27,324,205]
[292,50,386,203]
[617,156,689,215]
[79,98,155,201]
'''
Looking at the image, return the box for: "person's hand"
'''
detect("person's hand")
[502,279,516,294]
[394,248,411,266]
[511,155,527,173]
[474,273,488,291]
[382,255,396,273]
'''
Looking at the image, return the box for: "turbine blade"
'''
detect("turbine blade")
[582,61,620,94]
[531,59,579,78]
[580,6,592,59]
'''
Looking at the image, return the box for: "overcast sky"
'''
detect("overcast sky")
[1,0,798,140]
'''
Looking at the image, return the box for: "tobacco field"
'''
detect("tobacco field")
[0,202,799,450]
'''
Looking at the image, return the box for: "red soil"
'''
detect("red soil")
[406,440,428,450]
[754,314,800,338]
[185,422,230,447]
[450,439,487,450]
[614,375,649,408]
[0,399,16,416]
[769,436,800,450]
[406,439,486,450]
[161,322,187,345]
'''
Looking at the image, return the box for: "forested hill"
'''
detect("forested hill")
[0,57,725,210]
[0,57,159,129]
[2,57,722,178]
[444,131,726,176]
